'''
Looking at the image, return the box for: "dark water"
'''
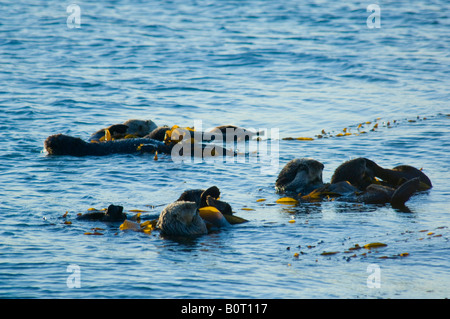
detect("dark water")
[0,0,449,298]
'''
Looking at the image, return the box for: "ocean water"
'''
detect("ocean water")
[0,0,449,299]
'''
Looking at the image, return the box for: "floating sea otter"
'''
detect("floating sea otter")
[44,120,255,157]
[157,186,247,237]
[276,157,431,207]
[176,186,238,218]
[89,119,158,142]
[207,125,263,142]
[330,157,432,190]
[45,133,172,156]
[157,201,210,236]
[275,158,324,194]
[73,186,246,237]
[89,120,261,144]
[45,133,239,159]
[76,204,127,222]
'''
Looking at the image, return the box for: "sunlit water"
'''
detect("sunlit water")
[0,0,449,299]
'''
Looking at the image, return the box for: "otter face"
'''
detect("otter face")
[276,158,324,194]
[123,119,157,137]
[157,201,208,237]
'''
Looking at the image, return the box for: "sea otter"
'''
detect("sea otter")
[157,186,236,236]
[207,125,263,142]
[305,177,422,208]
[89,119,158,142]
[275,158,324,194]
[44,133,237,158]
[176,186,221,208]
[176,186,236,217]
[156,185,251,237]
[143,126,171,141]
[331,157,432,190]
[276,157,431,207]
[156,201,209,236]
[158,124,263,146]
[45,133,171,156]
[45,119,261,157]
[76,204,127,222]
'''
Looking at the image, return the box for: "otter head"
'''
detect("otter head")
[200,186,220,207]
[331,158,376,190]
[103,204,126,222]
[157,201,207,237]
[123,119,158,137]
[276,158,324,194]
[391,165,432,190]
[145,126,171,141]
[206,196,233,215]
[44,134,88,156]
[106,124,129,139]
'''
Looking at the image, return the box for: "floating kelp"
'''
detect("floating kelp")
[119,219,154,234]
[320,251,339,256]
[282,137,314,141]
[276,197,299,205]
[363,242,388,249]
[84,232,103,236]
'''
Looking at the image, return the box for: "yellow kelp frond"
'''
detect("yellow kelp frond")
[198,206,221,218]
[140,220,154,234]
[104,129,112,141]
[282,137,314,141]
[119,220,141,231]
[164,125,196,144]
[301,189,323,201]
[276,197,299,205]
[363,242,387,249]
[199,206,229,228]
[119,218,155,234]
[320,251,339,256]
[223,214,249,225]
[84,232,103,235]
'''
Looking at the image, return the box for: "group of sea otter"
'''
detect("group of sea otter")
[44,119,257,157]
[44,119,432,237]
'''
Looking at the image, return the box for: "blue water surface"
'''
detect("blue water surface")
[0,0,449,298]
